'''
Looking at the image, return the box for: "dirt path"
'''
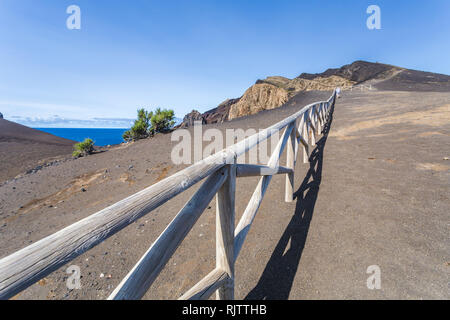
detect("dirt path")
[1,90,449,299]
[242,90,449,299]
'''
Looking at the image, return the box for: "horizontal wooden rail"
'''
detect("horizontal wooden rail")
[108,167,230,300]
[178,268,230,300]
[236,164,293,177]
[0,89,336,300]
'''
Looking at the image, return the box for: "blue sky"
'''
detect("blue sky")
[0,0,449,127]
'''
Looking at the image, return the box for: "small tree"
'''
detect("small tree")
[150,108,175,133]
[73,138,95,158]
[123,108,152,141]
[123,107,175,141]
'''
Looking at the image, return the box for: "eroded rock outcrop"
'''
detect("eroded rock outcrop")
[203,98,240,124]
[180,110,204,128]
[259,75,354,95]
[179,98,241,127]
[227,75,354,120]
[228,83,289,120]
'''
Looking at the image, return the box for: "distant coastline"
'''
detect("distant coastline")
[34,127,129,146]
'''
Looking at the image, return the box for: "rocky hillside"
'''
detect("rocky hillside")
[180,60,450,125]
[228,83,289,119]
[180,98,241,128]
[180,110,204,128]
[298,60,402,83]
[203,98,240,124]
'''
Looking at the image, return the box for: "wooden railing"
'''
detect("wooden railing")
[350,84,373,91]
[0,90,337,300]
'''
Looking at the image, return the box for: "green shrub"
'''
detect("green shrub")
[123,107,175,141]
[150,108,175,133]
[123,108,152,141]
[73,138,95,158]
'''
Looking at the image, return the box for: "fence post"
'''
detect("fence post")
[320,104,326,133]
[285,121,296,202]
[216,159,236,300]
[302,114,309,164]
[316,103,323,134]
[309,109,316,147]
[293,118,300,168]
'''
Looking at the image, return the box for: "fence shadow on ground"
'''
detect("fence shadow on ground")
[245,104,334,300]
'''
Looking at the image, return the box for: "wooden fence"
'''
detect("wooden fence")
[0,90,337,300]
[349,84,373,91]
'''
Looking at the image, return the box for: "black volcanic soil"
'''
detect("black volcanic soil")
[298,61,450,92]
[0,88,448,300]
[0,119,75,182]
[298,60,398,83]
[375,69,450,92]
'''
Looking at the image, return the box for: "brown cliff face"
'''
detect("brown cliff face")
[260,75,355,95]
[286,75,354,92]
[228,83,289,120]
[227,75,354,120]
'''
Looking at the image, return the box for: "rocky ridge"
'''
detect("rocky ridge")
[180,60,450,125]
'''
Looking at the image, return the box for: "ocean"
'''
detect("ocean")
[35,128,129,146]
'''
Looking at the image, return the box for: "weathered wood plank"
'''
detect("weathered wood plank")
[179,268,230,300]
[298,114,309,163]
[293,118,300,168]
[320,104,326,126]
[234,122,295,261]
[236,164,293,177]
[0,154,231,300]
[301,122,310,164]
[316,104,322,134]
[285,125,296,202]
[108,167,229,300]
[309,124,316,147]
[216,162,236,300]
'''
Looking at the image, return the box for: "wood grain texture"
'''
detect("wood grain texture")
[234,122,295,261]
[236,164,293,177]
[179,268,230,300]
[108,167,229,300]
[309,110,316,147]
[293,118,300,169]
[316,104,322,134]
[216,163,236,300]
[0,150,239,299]
[285,126,296,202]
[301,115,310,164]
